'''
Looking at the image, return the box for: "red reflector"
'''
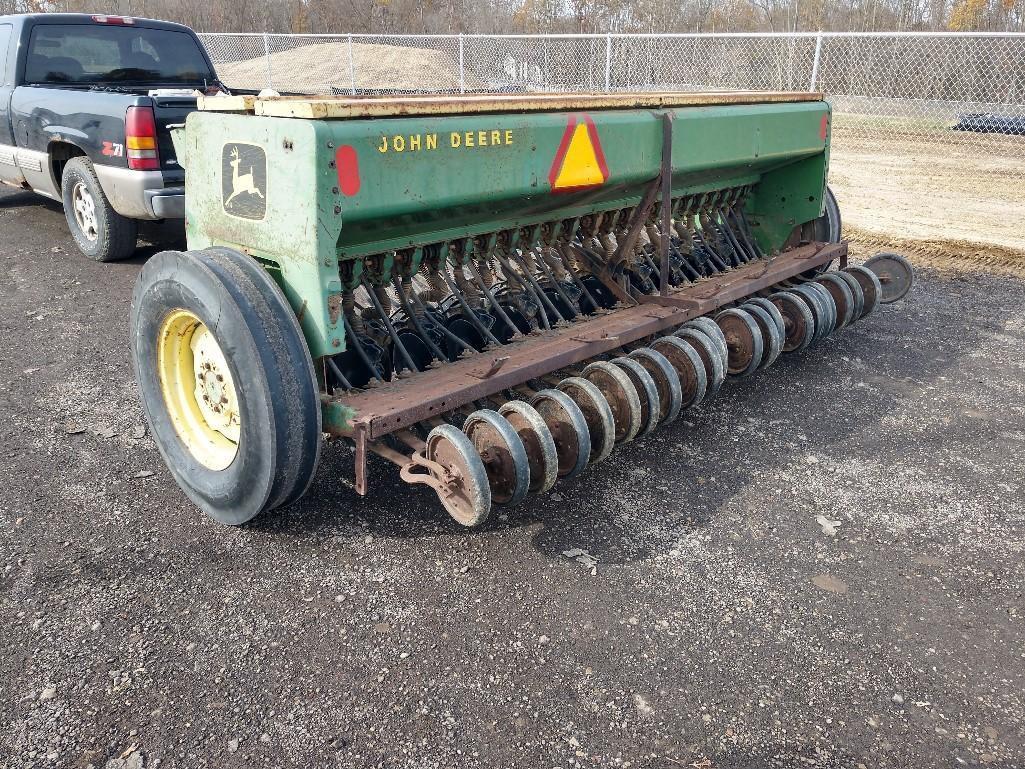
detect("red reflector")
[336,145,361,196]
[819,114,829,141]
[129,157,159,170]
[126,106,160,170]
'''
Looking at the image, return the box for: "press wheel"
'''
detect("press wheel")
[789,284,829,343]
[768,290,815,353]
[805,281,837,337]
[864,252,913,304]
[842,265,882,319]
[463,409,530,506]
[582,361,642,444]
[650,336,708,410]
[744,297,786,340]
[628,347,683,425]
[714,308,763,377]
[833,270,865,322]
[557,377,615,465]
[498,400,558,494]
[529,389,590,480]
[424,423,492,527]
[815,273,856,330]
[742,302,783,369]
[673,328,725,397]
[610,357,661,437]
[681,316,728,365]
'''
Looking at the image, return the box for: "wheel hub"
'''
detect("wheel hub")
[72,182,99,242]
[157,310,241,471]
[191,326,241,440]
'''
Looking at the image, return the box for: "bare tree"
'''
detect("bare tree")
[9,0,1021,33]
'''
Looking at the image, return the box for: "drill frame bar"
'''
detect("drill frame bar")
[328,239,846,448]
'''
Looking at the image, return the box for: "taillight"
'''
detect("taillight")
[126,106,159,171]
[92,15,135,24]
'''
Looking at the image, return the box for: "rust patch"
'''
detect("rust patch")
[326,293,343,326]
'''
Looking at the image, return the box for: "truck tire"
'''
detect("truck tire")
[61,157,138,262]
[130,247,322,524]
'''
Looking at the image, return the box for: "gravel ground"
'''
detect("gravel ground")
[1,185,1024,769]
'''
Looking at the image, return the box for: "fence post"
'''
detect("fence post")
[604,34,612,91]
[809,34,823,92]
[459,34,465,94]
[262,32,271,91]
[348,34,356,96]
[543,38,549,90]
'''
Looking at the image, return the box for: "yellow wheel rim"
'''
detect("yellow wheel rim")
[157,309,241,471]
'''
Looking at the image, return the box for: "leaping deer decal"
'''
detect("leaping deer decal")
[225,146,264,208]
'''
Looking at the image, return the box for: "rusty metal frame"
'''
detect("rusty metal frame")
[353,422,368,495]
[331,241,847,474]
[593,113,674,306]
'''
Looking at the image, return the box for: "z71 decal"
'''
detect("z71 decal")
[101,141,124,158]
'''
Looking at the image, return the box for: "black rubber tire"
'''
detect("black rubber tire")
[815,185,840,241]
[674,327,725,397]
[815,273,856,330]
[790,284,830,344]
[130,248,322,525]
[742,302,783,369]
[744,297,786,339]
[803,281,838,338]
[61,157,138,262]
[801,186,842,278]
[834,269,866,322]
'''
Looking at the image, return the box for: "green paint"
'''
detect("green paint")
[321,398,357,433]
[178,100,830,360]
[180,113,346,358]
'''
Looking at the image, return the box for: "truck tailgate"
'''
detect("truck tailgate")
[151,94,198,175]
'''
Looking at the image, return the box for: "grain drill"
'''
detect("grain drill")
[130,91,914,525]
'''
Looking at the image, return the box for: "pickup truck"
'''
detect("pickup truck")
[0,13,222,261]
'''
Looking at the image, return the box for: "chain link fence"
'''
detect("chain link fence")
[200,32,1025,254]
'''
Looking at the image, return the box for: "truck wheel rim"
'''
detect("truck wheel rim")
[157,309,241,471]
[72,182,99,242]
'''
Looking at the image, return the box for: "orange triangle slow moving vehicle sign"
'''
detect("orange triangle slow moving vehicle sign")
[548,114,609,193]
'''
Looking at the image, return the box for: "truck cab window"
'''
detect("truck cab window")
[24,24,214,86]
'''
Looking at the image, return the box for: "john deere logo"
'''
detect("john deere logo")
[221,143,266,220]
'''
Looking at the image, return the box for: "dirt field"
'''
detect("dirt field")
[829,118,1025,271]
[217,41,482,93]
